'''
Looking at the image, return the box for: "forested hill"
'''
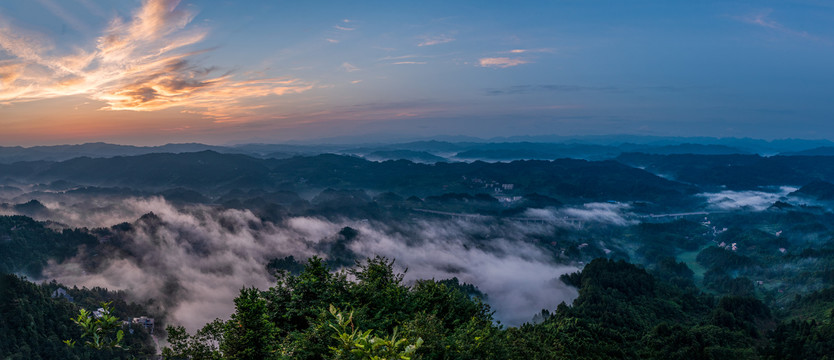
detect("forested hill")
[0,151,696,204]
[616,153,834,189]
[0,274,157,359]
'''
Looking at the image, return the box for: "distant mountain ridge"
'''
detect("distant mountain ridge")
[277,133,834,153]
[2,136,832,164]
[0,142,235,163]
[780,147,834,156]
[616,153,834,189]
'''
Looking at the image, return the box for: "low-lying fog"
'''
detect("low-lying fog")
[8,184,809,331]
[698,186,799,211]
[3,194,581,330]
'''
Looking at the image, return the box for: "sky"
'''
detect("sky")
[0,0,833,145]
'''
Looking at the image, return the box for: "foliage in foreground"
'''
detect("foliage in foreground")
[163,256,497,359]
[159,257,832,359]
[328,305,423,360]
[64,302,125,350]
[6,256,834,359]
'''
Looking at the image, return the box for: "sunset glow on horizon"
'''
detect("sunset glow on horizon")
[1,0,833,145]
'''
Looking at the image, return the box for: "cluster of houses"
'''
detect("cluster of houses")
[130,316,155,334]
[51,287,155,334]
[463,176,517,196]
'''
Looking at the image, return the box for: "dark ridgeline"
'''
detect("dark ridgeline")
[1,150,697,205]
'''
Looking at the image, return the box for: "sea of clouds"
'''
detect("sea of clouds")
[13,196,582,330]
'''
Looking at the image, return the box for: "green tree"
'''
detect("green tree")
[162,319,225,360]
[222,287,281,360]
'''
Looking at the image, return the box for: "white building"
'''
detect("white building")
[132,316,155,334]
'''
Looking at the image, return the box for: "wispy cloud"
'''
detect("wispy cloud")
[735,9,821,41]
[377,54,439,65]
[76,0,109,19]
[278,99,453,124]
[0,0,311,119]
[35,0,93,34]
[378,54,422,61]
[485,84,622,95]
[478,57,529,68]
[418,34,455,47]
[507,48,553,54]
[523,203,636,227]
[334,25,355,31]
[326,38,339,43]
[341,62,360,72]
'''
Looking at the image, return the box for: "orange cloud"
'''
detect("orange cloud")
[478,57,529,68]
[0,61,24,87]
[0,0,311,120]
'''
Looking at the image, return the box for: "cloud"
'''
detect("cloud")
[378,54,421,61]
[7,196,168,229]
[738,9,781,29]
[560,203,635,226]
[378,54,434,65]
[35,0,93,34]
[334,25,355,31]
[478,57,529,68]
[698,186,797,211]
[523,203,636,227]
[326,38,339,43]
[417,34,455,47]
[351,218,579,326]
[76,0,109,19]
[507,48,553,54]
[485,84,621,95]
[0,0,311,119]
[287,99,452,122]
[341,62,360,72]
[33,195,578,330]
[0,61,25,88]
[735,9,822,42]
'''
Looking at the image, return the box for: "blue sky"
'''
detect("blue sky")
[0,0,832,145]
